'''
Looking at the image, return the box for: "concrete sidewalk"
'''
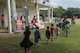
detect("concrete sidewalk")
[0,28,8,33]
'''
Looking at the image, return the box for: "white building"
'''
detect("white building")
[0,0,53,33]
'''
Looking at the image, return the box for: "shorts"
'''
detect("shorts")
[66,29,70,34]
[72,20,75,24]
[51,33,54,36]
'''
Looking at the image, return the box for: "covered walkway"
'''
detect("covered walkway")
[0,0,53,33]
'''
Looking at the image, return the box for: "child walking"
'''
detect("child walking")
[50,24,55,41]
[65,21,70,37]
[20,26,33,53]
[55,24,61,39]
[45,26,50,44]
[34,27,41,46]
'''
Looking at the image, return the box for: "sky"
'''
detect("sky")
[50,0,80,8]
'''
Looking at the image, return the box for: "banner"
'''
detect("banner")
[13,12,18,20]
[16,16,22,32]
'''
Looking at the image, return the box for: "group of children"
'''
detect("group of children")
[45,24,61,44]
[34,19,70,46]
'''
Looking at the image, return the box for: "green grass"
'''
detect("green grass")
[0,19,80,53]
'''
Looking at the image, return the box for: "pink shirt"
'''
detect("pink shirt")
[1,16,4,22]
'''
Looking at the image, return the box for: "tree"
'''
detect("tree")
[65,8,80,18]
[40,10,48,16]
[53,6,66,18]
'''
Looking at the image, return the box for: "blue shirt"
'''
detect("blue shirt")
[34,29,40,36]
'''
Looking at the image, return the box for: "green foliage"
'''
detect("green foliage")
[53,6,66,17]
[39,7,80,18]
[40,10,48,16]
[53,7,80,18]
[66,8,80,18]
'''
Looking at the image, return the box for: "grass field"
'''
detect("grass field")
[0,19,80,53]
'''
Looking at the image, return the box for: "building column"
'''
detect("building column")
[4,7,8,28]
[36,4,40,22]
[11,0,17,13]
[7,0,12,33]
[11,0,17,33]
[51,7,53,22]
[48,7,50,23]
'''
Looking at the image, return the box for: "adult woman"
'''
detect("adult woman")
[20,26,33,53]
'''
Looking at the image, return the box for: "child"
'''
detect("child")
[62,20,66,34]
[65,21,70,37]
[34,26,41,46]
[50,24,55,41]
[55,24,60,39]
[20,26,33,53]
[1,15,4,28]
[45,26,50,43]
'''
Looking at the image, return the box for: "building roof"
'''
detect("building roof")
[16,0,51,8]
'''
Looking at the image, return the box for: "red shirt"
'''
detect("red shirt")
[71,16,76,20]
[1,16,4,22]
[32,19,36,25]
[50,27,55,33]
